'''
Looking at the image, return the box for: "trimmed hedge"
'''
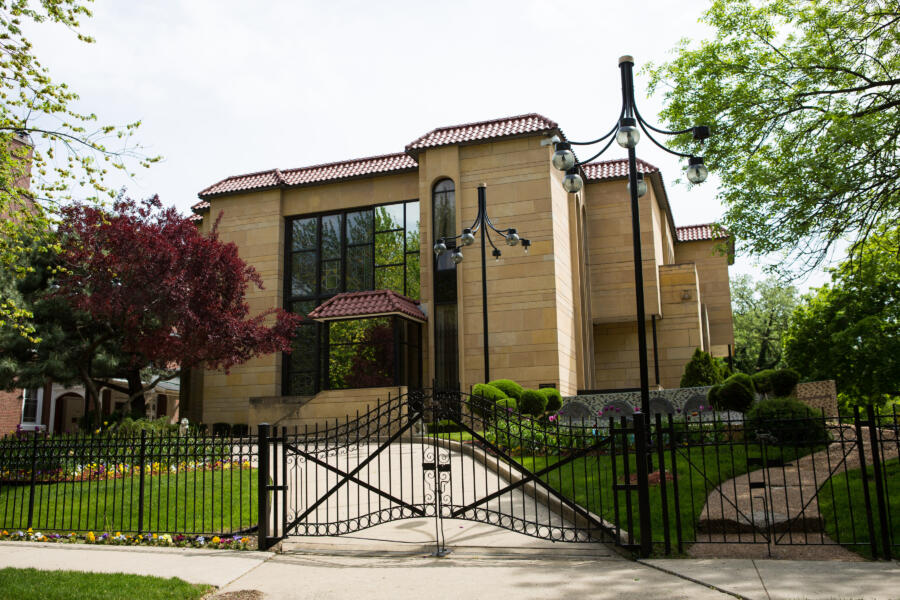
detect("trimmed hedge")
[751,369,776,394]
[495,397,518,414]
[771,368,801,396]
[519,389,547,416]
[489,379,524,400]
[746,397,829,446]
[714,373,756,413]
[470,383,508,417]
[539,388,563,413]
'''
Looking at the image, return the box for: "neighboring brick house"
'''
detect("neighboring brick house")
[186,113,734,429]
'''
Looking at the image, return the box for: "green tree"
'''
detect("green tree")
[731,274,798,373]
[680,348,726,387]
[784,227,900,404]
[649,0,900,271]
[0,0,157,339]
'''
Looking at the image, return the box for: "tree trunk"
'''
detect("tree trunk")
[127,369,146,417]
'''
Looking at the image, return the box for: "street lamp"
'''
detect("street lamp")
[433,184,529,383]
[549,55,710,557]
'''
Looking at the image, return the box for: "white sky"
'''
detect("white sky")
[27,0,832,291]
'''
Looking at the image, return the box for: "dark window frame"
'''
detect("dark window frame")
[283,200,420,396]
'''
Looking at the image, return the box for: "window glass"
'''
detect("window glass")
[375,204,404,232]
[328,317,394,389]
[433,179,455,240]
[321,259,341,294]
[21,388,38,423]
[405,202,420,250]
[346,245,373,292]
[375,265,404,294]
[345,209,373,245]
[405,253,420,299]
[375,230,404,266]
[291,218,317,251]
[291,252,317,296]
[321,214,341,259]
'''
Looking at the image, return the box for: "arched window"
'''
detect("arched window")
[432,179,459,389]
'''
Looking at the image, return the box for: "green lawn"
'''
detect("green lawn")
[819,457,900,559]
[0,568,211,600]
[519,443,813,552]
[0,468,256,535]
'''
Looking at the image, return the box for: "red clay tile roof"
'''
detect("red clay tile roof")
[306,290,426,323]
[405,113,558,157]
[198,153,418,199]
[676,223,729,242]
[582,158,660,182]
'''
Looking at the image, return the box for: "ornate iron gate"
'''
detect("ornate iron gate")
[257,389,621,551]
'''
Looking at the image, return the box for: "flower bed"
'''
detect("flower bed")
[1,458,253,485]
[0,528,253,550]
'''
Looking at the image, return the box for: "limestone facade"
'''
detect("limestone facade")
[189,114,735,427]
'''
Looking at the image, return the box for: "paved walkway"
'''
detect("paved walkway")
[2,539,899,599]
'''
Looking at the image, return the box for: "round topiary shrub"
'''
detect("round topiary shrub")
[538,388,563,413]
[715,373,756,413]
[470,383,507,417]
[770,368,801,397]
[495,397,517,413]
[518,389,547,416]
[706,384,721,407]
[751,369,776,395]
[746,397,829,446]
[488,379,524,400]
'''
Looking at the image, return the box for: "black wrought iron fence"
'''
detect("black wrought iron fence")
[0,430,258,536]
[604,405,898,558]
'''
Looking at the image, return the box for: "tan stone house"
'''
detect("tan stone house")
[186,114,734,428]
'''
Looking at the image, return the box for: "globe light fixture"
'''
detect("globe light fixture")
[562,167,583,193]
[616,117,640,149]
[433,239,447,256]
[505,228,520,246]
[627,173,648,198]
[451,248,464,264]
[551,142,576,171]
[686,156,708,184]
[460,228,475,246]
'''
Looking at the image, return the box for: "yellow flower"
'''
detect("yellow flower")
[152,533,158,539]
[115,532,121,537]
[86,532,95,542]
[211,536,220,544]
[26,528,32,533]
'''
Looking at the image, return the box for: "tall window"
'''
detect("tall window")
[21,388,38,423]
[432,179,459,389]
[284,201,420,395]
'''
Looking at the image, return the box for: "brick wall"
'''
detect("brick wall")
[0,389,22,435]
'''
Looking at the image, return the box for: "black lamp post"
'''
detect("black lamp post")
[550,55,710,557]
[433,184,530,383]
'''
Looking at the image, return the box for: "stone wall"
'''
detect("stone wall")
[794,380,838,416]
[561,379,840,419]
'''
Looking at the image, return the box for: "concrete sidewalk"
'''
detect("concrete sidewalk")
[1,540,899,599]
[644,558,900,600]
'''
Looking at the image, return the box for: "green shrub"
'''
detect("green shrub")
[770,368,801,396]
[488,379,524,400]
[746,397,829,446]
[715,373,756,413]
[495,397,518,413]
[427,420,465,434]
[539,388,563,413]
[470,383,507,417]
[706,384,721,406]
[751,369,776,394]
[519,389,547,416]
[113,417,179,436]
[680,348,726,387]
